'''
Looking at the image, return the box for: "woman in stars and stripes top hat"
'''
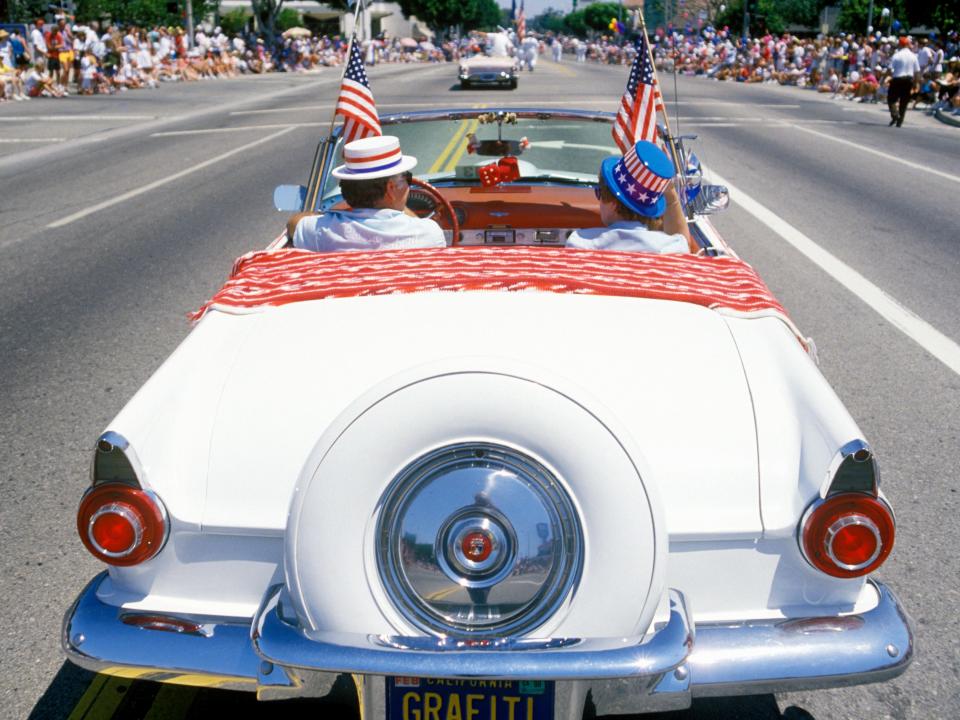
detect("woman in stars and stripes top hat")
[566,140,696,254]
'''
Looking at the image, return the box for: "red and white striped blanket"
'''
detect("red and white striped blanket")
[191,247,811,353]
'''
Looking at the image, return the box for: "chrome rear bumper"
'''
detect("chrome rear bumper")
[63,574,913,712]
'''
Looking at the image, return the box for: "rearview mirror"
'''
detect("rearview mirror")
[690,184,729,215]
[274,184,307,212]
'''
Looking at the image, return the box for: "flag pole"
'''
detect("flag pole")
[304,0,366,212]
[635,10,691,215]
[636,11,679,159]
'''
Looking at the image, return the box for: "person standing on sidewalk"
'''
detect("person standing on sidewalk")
[888,36,920,127]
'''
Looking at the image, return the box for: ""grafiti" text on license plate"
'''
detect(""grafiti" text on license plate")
[387,677,555,720]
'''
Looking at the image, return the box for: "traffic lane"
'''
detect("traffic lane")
[0,72,339,160]
[0,125,313,720]
[687,123,960,343]
[0,64,461,239]
[711,204,960,719]
[658,73,958,167]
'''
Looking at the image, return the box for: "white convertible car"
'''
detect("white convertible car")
[63,108,913,718]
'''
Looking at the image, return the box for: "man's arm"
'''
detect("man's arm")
[662,183,697,253]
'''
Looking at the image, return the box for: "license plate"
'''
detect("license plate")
[387,677,555,720]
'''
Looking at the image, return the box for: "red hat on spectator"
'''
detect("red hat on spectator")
[898,36,910,47]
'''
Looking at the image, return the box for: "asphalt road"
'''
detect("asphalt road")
[1,58,958,720]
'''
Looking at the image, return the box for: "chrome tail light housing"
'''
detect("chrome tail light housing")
[376,443,583,638]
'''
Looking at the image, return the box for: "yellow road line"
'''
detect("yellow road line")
[67,675,130,720]
[426,584,463,601]
[142,685,199,720]
[444,117,480,172]
[443,103,486,172]
[67,675,109,720]
[550,62,577,78]
[428,120,471,174]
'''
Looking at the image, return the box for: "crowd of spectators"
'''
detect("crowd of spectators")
[530,27,960,117]
[0,18,460,102]
[3,18,958,119]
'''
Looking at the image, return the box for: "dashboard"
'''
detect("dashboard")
[407,185,602,246]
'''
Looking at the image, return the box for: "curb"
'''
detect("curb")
[934,107,960,128]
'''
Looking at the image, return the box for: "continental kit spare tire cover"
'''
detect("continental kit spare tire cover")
[285,368,667,640]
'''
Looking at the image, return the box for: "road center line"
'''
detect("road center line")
[708,167,960,377]
[47,126,297,229]
[790,124,960,184]
[0,114,158,121]
[0,137,66,143]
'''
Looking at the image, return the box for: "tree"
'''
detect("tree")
[583,2,623,33]
[563,9,587,36]
[396,0,502,35]
[530,7,566,34]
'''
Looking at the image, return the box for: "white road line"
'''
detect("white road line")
[0,137,66,143]
[708,167,960,377]
[790,124,960,184]
[231,104,331,116]
[151,122,326,137]
[47,126,297,229]
[0,114,159,122]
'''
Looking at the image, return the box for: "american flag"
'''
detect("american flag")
[612,33,660,154]
[517,0,526,39]
[336,40,381,144]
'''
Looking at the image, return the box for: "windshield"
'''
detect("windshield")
[320,113,618,208]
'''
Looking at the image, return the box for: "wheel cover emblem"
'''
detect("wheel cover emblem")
[462,531,493,562]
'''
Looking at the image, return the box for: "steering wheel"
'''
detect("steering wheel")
[409,177,460,245]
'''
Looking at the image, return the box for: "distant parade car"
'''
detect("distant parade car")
[459,55,519,89]
[63,106,913,718]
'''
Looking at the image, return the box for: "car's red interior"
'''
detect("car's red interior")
[288,184,603,246]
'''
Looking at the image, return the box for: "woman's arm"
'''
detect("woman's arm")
[662,183,697,253]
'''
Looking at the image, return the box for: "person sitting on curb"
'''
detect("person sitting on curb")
[291,135,446,252]
[566,139,697,255]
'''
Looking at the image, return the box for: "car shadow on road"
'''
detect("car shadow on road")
[448,84,515,91]
[28,661,97,720]
[33,665,817,720]
[590,694,816,719]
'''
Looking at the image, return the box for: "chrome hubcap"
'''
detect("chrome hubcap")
[376,443,583,637]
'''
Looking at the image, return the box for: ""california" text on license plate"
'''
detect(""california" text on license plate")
[387,677,555,720]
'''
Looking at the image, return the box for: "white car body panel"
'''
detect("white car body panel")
[143,292,761,537]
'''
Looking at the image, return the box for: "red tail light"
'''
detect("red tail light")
[800,493,894,578]
[77,484,168,566]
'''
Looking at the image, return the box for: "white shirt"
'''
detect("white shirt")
[31,27,47,53]
[566,222,688,254]
[293,208,445,253]
[891,47,920,78]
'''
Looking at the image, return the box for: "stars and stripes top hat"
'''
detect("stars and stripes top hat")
[331,135,418,181]
[600,140,675,219]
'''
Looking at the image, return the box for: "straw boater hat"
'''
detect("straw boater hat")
[332,135,417,180]
[601,140,675,219]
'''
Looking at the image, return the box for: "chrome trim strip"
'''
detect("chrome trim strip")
[821,439,879,498]
[92,431,145,487]
[687,580,914,696]
[254,586,693,680]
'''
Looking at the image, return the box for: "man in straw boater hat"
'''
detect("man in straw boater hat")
[292,135,446,252]
[566,140,697,254]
